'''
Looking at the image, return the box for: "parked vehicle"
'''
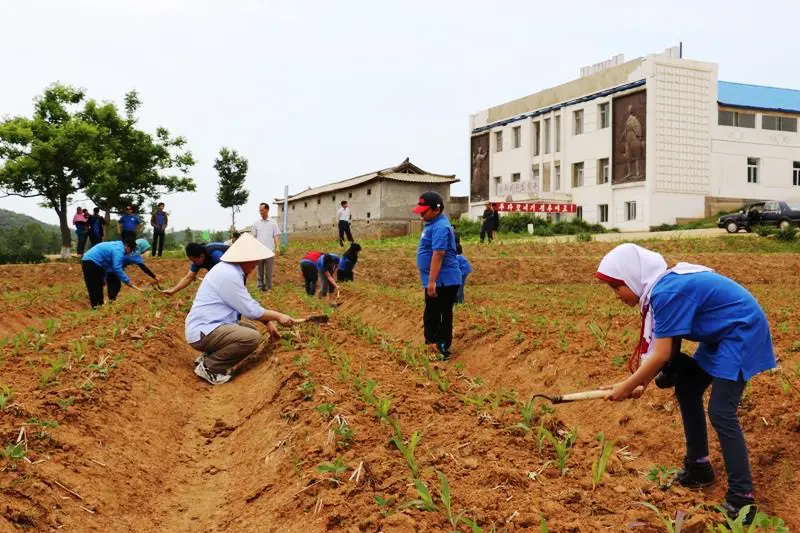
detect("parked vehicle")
[717,201,800,233]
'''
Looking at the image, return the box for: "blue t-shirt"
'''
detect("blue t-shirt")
[189,245,227,273]
[317,253,340,273]
[154,212,166,228]
[135,239,151,255]
[416,214,461,288]
[457,255,473,277]
[120,214,140,232]
[82,241,131,284]
[339,256,356,272]
[122,252,145,268]
[651,271,775,381]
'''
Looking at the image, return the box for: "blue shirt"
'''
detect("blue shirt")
[120,214,140,232]
[154,212,166,227]
[457,255,473,276]
[135,239,151,255]
[316,253,340,273]
[82,241,131,284]
[416,214,461,287]
[122,252,145,268]
[339,256,356,272]
[185,262,267,343]
[651,271,775,381]
[189,244,227,273]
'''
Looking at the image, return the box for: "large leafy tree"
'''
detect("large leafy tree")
[0,84,97,258]
[214,147,249,230]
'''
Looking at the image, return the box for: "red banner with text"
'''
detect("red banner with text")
[494,202,578,214]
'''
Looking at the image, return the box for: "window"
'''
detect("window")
[762,114,798,132]
[317,198,321,205]
[576,206,583,220]
[512,126,521,148]
[532,165,540,190]
[367,212,371,219]
[793,161,800,187]
[533,122,541,156]
[367,188,372,195]
[511,172,521,182]
[625,201,637,221]
[599,103,610,129]
[332,195,336,201]
[304,201,308,208]
[554,163,561,191]
[747,157,759,184]
[554,115,561,152]
[597,158,610,184]
[349,192,353,198]
[543,118,551,154]
[718,110,755,128]
[494,176,502,194]
[291,204,295,211]
[572,162,584,188]
[573,110,584,135]
[495,131,503,152]
[598,204,609,223]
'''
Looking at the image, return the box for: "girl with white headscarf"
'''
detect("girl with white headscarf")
[596,243,775,524]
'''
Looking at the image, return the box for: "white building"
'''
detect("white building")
[468,47,800,231]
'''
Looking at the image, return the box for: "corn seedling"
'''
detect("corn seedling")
[44,319,59,336]
[611,355,627,369]
[437,470,477,530]
[27,418,58,439]
[518,397,536,431]
[376,397,391,420]
[710,505,788,533]
[315,403,335,420]
[298,380,315,400]
[56,396,76,411]
[316,456,349,480]
[638,502,686,533]
[0,384,12,410]
[94,336,106,349]
[360,379,378,406]
[70,339,88,362]
[588,320,606,349]
[33,334,46,352]
[540,517,549,533]
[402,478,437,512]
[390,430,422,478]
[591,432,614,489]
[541,426,578,476]
[646,464,678,489]
[332,419,354,448]
[39,355,69,388]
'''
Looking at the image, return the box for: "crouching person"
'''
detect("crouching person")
[185,233,295,385]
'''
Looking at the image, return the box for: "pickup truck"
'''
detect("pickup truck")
[717,201,800,233]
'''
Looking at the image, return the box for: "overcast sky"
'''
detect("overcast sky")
[2,0,799,230]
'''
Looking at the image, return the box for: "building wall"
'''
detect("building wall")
[379,180,452,220]
[275,181,383,233]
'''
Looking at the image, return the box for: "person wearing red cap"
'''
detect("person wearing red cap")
[413,192,461,359]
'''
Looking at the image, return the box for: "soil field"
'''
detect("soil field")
[1,239,798,532]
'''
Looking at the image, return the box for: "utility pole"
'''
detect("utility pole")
[281,184,289,248]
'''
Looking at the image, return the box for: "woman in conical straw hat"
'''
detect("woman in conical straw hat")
[184,233,296,385]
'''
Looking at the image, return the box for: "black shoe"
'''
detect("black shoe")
[437,343,451,360]
[676,459,715,488]
[655,370,676,389]
[719,494,757,525]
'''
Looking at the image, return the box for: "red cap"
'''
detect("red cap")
[412,192,444,214]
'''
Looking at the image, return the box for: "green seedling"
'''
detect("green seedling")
[33,334,46,352]
[316,457,349,479]
[611,355,627,369]
[638,502,686,533]
[94,336,106,349]
[44,319,59,336]
[2,442,27,465]
[376,397,391,420]
[390,430,422,478]
[437,470,476,530]
[56,396,76,411]
[298,380,315,400]
[39,355,69,388]
[646,464,678,489]
[70,339,88,362]
[292,355,309,367]
[519,397,536,430]
[513,331,525,344]
[374,495,394,507]
[360,379,378,405]
[710,505,788,533]
[588,320,606,348]
[541,426,577,476]
[402,478,437,512]
[27,418,59,439]
[333,423,354,448]
[540,517,549,533]
[315,403,335,420]
[0,384,12,410]
[591,432,614,489]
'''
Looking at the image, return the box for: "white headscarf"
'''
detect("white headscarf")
[596,243,712,371]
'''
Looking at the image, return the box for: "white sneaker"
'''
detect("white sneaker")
[194,355,204,366]
[194,363,231,385]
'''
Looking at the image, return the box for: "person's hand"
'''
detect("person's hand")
[604,379,641,401]
[160,289,175,296]
[277,313,294,327]
[267,321,281,340]
[426,282,437,298]
[128,284,143,293]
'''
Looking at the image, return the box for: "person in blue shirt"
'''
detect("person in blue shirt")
[596,243,775,524]
[414,192,461,359]
[136,238,151,257]
[81,239,144,308]
[455,239,472,305]
[105,251,161,300]
[117,205,142,243]
[337,243,361,282]
[316,252,340,302]
[162,242,230,296]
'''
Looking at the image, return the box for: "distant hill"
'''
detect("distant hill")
[0,208,60,232]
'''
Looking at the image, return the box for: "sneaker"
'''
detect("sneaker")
[194,363,232,385]
[719,494,757,525]
[437,342,452,360]
[194,355,204,366]
[676,459,715,488]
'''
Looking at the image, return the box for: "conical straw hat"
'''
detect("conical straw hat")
[220,232,274,263]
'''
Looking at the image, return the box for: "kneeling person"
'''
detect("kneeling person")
[162,241,229,296]
[185,234,295,385]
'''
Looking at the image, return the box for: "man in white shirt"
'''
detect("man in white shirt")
[185,233,295,385]
[251,202,281,291]
[337,200,354,247]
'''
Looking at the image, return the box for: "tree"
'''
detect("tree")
[214,147,249,230]
[0,84,97,258]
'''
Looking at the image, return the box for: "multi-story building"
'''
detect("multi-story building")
[468,47,800,231]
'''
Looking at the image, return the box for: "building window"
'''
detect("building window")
[332,195,336,201]
[625,201,637,221]
[512,126,521,149]
[598,204,609,223]
[554,163,561,191]
[597,158,610,184]
[494,176,502,195]
[512,172,521,182]
[718,110,755,128]
[599,103,610,129]
[543,118,551,154]
[349,192,352,198]
[367,212,371,219]
[747,157,759,184]
[317,198,321,205]
[576,206,583,220]
[554,115,561,152]
[572,162,584,188]
[573,110,584,135]
[793,161,800,186]
[532,165,540,191]
[495,131,503,152]
[304,201,308,208]
[533,121,541,156]
[367,188,372,195]
[762,114,798,132]
[291,204,295,211]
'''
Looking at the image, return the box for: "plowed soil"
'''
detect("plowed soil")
[1,239,799,532]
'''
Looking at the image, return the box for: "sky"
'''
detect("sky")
[2,0,799,230]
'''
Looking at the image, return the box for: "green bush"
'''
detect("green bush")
[0,250,47,265]
[775,227,799,241]
[452,213,608,238]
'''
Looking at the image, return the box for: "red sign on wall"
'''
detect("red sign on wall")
[494,202,578,213]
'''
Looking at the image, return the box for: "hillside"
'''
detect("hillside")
[0,207,60,232]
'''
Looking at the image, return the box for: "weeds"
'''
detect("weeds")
[315,403,335,420]
[647,464,678,489]
[56,396,76,411]
[298,380,315,400]
[0,384,12,410]
[316,457,349,480]
[591,432,614,489]
[2,442,27,466]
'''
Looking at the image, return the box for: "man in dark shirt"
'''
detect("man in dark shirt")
[480,203,494,243]
[87,207,105,248]
[150,202,169,257]
[162,242,229,296]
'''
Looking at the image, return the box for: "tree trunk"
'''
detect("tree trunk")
[55,197,72,260]
[231,207,236,232]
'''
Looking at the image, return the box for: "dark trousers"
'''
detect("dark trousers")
[76,231,88,255]
[106,273,123,301]
[152,230,165,256]
[121,230,137,243]
[82,261,106,308]
[89,233,102,247]
[423,285,459,349]
[675,364,753,497]
[300,260,318,296]
[337,270,353,282]
[456,274,468,304]
[338,220,353,246]
[480,223,493,243]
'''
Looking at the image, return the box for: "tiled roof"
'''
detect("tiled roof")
[718,81,800,113]
[274,159,457,203]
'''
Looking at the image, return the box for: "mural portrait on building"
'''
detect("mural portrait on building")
[612,91,646,184]
[470,133,490,202]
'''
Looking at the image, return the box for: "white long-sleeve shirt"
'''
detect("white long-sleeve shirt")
[337,207,350,222]
[185,261,266,343]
